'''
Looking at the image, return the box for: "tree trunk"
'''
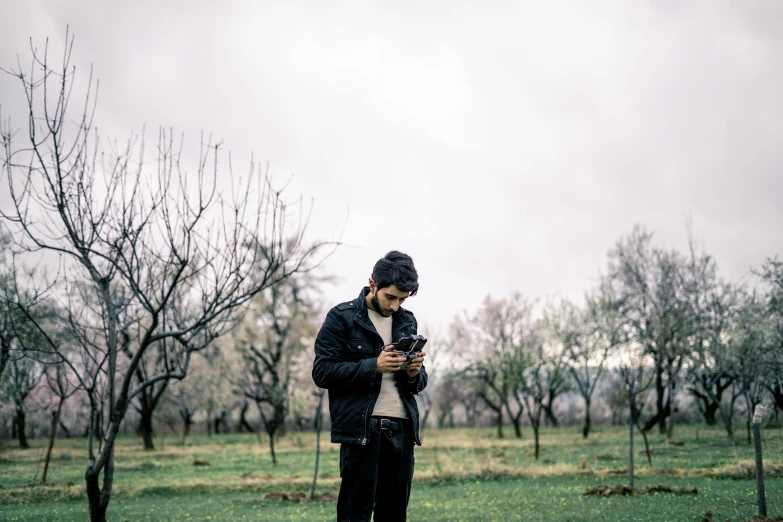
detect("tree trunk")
[138,403,155,450]
[642,398,671,433]
[59,419,72,438]
[703,401,719,425]
[510,416,522,438]
[640,425,653,467]
[437,408,450,429]
[238,402,255,433]
[179,408,194,444]
[495,412,504,439]
[582,397,592,439]
[718,402,734,438]
[15,405,29,449]
[85,444,115,522]
[543,404,559,427]
[533,425,540,460]
[268,429,277,466]
[655,367,666,434]
[504,401,522,438]
[769,384,783,414]
[420,408,431,434]
[42,398,65,484]
[666,382,676,439]
[628,399,634,488]
[86,471,109,522]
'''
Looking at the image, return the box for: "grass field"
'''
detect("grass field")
[1,424,781,521]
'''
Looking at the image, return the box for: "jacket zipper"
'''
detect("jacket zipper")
[361,396,372,445]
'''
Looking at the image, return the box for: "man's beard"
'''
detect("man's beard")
[371,293,392,317]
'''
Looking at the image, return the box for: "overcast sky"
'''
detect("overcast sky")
[2,1,782,332]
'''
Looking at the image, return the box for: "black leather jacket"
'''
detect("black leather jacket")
[312,287,427,446]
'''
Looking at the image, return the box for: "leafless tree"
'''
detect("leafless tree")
[5,353,43,448]
[454,293,535,439]
[433,372,462,429]
[236,267,320,465]
[758,258,783,415]
[544,292,622,438]
[605,225,694,437]
[41,359,79,484]
[126,331,172,450]
[0,231,18,384]
[730,294,775,444]
[685,248,741,437]
[517,322,568,460]
[615,348,655,487]
[0,32,332,521]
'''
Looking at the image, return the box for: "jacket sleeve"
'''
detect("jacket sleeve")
[402,315,428,395]
[312,308,377,391]
[404,366,428,395]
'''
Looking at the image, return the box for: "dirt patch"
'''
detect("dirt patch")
[600,467,628,477]
[584,484,698,497]
[701,510,783,522]
[655,467,688,477]
[595,453,616,461]
[668,439,685,446]
[11,482,75,490]
[192,460,211,467]
[263,490,337,503]
[241,472,274,480]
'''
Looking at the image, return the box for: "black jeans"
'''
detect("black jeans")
[337,417,415,522]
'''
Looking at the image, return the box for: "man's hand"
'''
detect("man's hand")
[376,344,404,374]
[405,351,426,380]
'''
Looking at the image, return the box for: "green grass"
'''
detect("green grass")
[1,425,781,521]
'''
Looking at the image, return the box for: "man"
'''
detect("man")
[313,250,427,522]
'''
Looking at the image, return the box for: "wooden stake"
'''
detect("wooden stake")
[752,405,767,517]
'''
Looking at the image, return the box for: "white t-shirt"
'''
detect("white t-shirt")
[367,308,409,419]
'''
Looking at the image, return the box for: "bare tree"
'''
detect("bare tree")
[615,349,655,487]
[686,255,741,436]
[455,294,535,438]
[237,267,320,465]
[0,231,19,384]
[544,292,622,438]
[605,225,694,437]
[1,32,331,521]
[517,322,568,459]
[127,334,171,450]
[41,359,79,484]
[730,294,774,444]
[5,354,43,448]
[758,258,783,415]
[433,371,462,429]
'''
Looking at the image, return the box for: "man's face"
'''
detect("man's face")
[369,281,409,317]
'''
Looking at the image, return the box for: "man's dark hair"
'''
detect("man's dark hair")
[371,251,419,296]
